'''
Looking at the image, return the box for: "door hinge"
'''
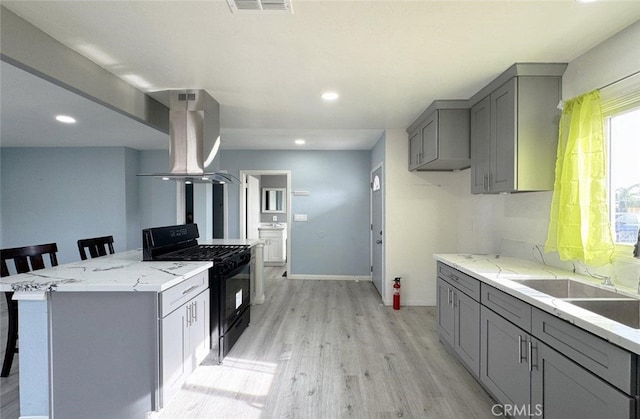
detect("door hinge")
[370,266,373,273]
[371,223,373,230]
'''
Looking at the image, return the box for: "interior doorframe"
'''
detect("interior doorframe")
[370,162,385,301]
[239,169,292,275]
[176,173,230,240]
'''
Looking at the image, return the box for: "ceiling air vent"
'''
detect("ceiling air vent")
[227,0,293,14]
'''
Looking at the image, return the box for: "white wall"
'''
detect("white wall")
[383,129,464,305]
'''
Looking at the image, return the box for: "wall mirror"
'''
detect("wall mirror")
[262,188,286,213]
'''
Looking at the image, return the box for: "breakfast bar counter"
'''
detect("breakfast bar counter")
[0,242,263,419]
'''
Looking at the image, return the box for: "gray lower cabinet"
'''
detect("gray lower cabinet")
[160,272,211,408]
[161,288,210,405]
[480,306,532,419]
[437,277,456,345]
[454,288,480,375]
[481,306,635,419]
[531,339,635,419]
[437,275,480,376]
[438,261,638,418]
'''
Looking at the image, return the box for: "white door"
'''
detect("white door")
[246,175,261,240]
[371,165,383,296]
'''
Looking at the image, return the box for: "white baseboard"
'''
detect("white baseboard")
[287,274,372,281]
[382,300,435,307]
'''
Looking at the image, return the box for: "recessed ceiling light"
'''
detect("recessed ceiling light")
[55,115,76,124]
[321,91,339,101]
[161,177,170,181]
[294,138,306,145]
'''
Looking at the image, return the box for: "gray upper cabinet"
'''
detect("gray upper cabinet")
[469,63,567,194]
[407,100,470,171]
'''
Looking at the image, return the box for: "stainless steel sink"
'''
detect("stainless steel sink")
[567,299,640,329]
[510,278,621,299]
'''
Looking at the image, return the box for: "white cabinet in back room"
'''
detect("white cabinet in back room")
[259,225,287,266]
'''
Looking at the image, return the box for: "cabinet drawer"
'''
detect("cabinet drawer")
[160,271,208,318]
[532,308,637,395]
[259,229,284,239]
[437,262,480,301]
[481,283,531,332]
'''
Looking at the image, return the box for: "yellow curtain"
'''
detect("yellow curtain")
[545,90,615,266]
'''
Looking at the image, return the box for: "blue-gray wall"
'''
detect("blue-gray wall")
[221,150,371,276]
[0,147,133,263]
[137,150,177,230]
[0,146,372,275]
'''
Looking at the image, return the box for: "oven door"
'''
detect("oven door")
[221,261,251,334]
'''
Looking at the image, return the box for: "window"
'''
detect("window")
[606,106,640,245]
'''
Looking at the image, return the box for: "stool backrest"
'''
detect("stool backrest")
[0,243,59,277]
[77,236,115,260]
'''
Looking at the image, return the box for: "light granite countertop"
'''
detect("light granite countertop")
[0,239,262,294]
[434,253,640,355]
[0,249,212,293]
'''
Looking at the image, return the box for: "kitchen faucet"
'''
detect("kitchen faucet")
[591,273,614,286]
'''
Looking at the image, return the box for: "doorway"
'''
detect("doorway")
[183,182,228,240]
[239,170,292,274]
[371,164,384,298]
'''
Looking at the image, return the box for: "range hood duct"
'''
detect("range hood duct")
[138,89,238,184]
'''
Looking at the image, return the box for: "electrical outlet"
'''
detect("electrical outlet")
[272,215,277,222]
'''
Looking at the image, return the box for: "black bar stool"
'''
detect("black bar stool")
[77,236,115,260]
[0,243,59,377]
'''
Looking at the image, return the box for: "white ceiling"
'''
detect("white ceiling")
[1,0,640,151]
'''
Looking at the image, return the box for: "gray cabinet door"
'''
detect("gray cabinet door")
[161,303,191,407]
[491,78,517,193]
[454,289,480,376]
[531,339,635,419]
[480,306,531,419]
[191,290,211,367]
[408,129,422,170]
[420,112,438,165]
[470,96,491,193]
[437,277,455,346]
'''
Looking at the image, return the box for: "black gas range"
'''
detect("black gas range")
[142,224,251,363]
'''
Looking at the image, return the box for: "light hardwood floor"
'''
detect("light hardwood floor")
[0,268,500,418]
[159,269,499,419]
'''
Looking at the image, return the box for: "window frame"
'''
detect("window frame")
[604,105,640,260]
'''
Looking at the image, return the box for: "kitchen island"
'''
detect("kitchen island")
[0,242,262,419]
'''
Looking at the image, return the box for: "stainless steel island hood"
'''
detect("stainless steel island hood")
[138,89,238,183]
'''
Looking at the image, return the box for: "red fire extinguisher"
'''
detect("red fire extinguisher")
[393,277,401,310]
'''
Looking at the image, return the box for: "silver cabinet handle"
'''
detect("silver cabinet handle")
[193,301,197,322]
[528,340,536,372]
[453,291,457,308]
[182,285,199,295]
[186,303,192,326]
[518,335,523,363]
[447,288,452,307]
